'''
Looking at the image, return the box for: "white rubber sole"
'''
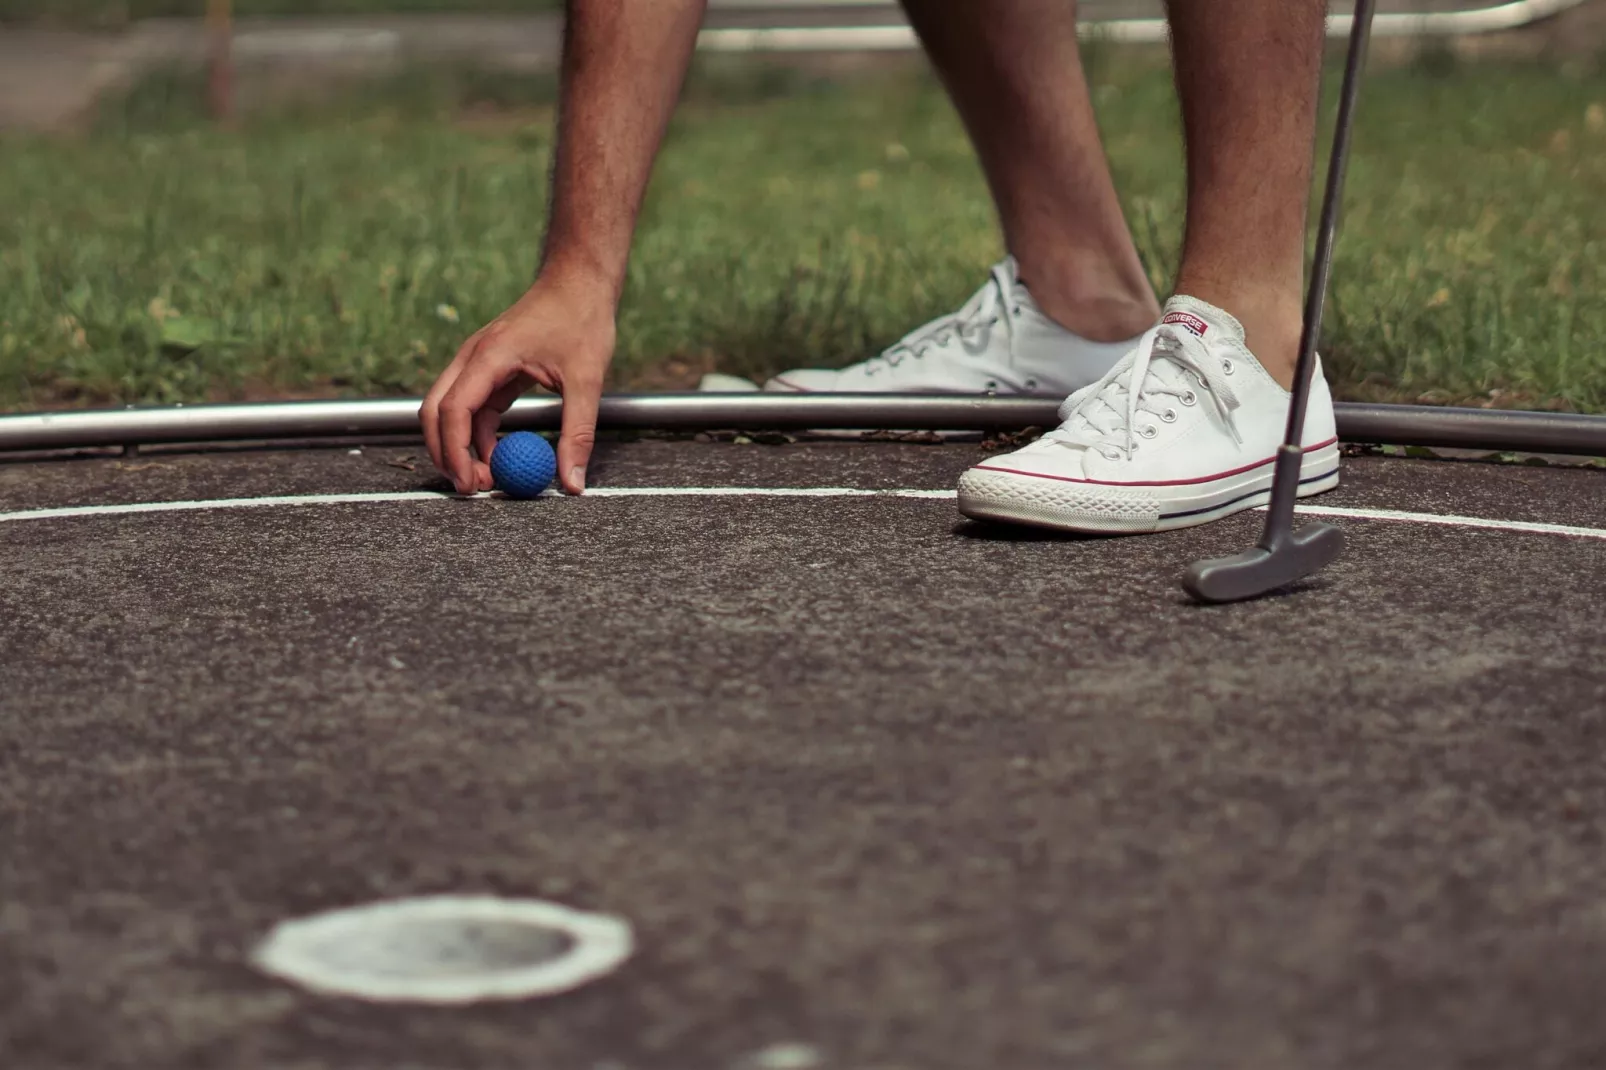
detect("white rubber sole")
[697,373,762,392]
[751,380,1035,441]
[956,441,1342,534]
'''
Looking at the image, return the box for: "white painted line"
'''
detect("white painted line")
[0,491,445,524]
[0,488,1602,542]
[0,487,955,525]
[584,486,955,499]
[1276,504,1606,541]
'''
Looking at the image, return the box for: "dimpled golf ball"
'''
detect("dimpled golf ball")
[490,431,557,499]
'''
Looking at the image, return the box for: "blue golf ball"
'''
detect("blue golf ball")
[490,431,557,499]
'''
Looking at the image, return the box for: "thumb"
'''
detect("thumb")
[556,375,602,495]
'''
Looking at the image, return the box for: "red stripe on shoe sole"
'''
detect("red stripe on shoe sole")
[972,437,1340,488]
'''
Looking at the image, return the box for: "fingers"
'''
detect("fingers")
[420,331,484,478]
[420,284,614,498]
[470,408,501,493]
[556,370,603,495]
[439,359,511,496]
[471,381,525,492]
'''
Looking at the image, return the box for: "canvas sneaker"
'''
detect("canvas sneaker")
[755,257,1144,396]
[956,295,1340,534]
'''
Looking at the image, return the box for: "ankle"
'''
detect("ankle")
[1041,293,1162,345]
[1175,282,1303,389]
[1014,252,1161,344]
[1022,272,1160,344]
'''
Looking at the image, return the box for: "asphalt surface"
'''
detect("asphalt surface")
[3,441,1606,1070]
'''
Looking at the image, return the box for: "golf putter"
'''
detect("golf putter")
[1182,0,1377,605]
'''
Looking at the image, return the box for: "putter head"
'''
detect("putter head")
[1181,521,1345,605]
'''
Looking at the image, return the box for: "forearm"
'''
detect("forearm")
[540,0,708,304]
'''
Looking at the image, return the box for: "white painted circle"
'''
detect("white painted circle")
[251,895,633,1004]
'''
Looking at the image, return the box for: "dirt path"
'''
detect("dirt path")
[0,28,132,129]
[0,13,567,130]
[2,2,1603,131]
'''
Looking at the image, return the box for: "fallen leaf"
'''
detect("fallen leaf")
[57,315,88,350]
[160,316,221,354]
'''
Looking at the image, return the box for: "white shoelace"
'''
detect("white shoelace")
[1048,325,1241,460]
[865,261,1023,373]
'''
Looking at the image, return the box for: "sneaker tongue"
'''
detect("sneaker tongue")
[998,256,1038,308]
[1061,299,1220,438]
[954,257,1037,333]
[1160,295,1244,346]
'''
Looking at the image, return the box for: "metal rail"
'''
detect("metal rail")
[2,397,1603,457]
[711,1,891,7]
[710,0,892,7]
[696,0,1590,51]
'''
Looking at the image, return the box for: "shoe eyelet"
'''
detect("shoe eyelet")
[1222,358,1235,375]
[1139,424,1159,439]
[985,380,999,394]
[1024,378,1038,390]
[1012,306,1022,315]
[1161,408,1178,423]
[1181,391,1197,406]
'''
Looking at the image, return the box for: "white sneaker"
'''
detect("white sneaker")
[956,295,1340,534]
[759,257,1144,396]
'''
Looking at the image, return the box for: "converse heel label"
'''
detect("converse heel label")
[1162,311,1209,338]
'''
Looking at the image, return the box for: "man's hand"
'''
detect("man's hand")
[420,272,616,497]
[418,0,707,494]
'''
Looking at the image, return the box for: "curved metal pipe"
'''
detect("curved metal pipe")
[696,0,1589,51]
[710,1,894,8]
[2,396,1603,457]
[1334,403,1606,456]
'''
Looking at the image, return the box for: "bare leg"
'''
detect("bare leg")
[900,0,1159,344]
[1166,0,1328,387]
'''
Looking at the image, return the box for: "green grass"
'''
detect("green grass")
[2,54,1604,413]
